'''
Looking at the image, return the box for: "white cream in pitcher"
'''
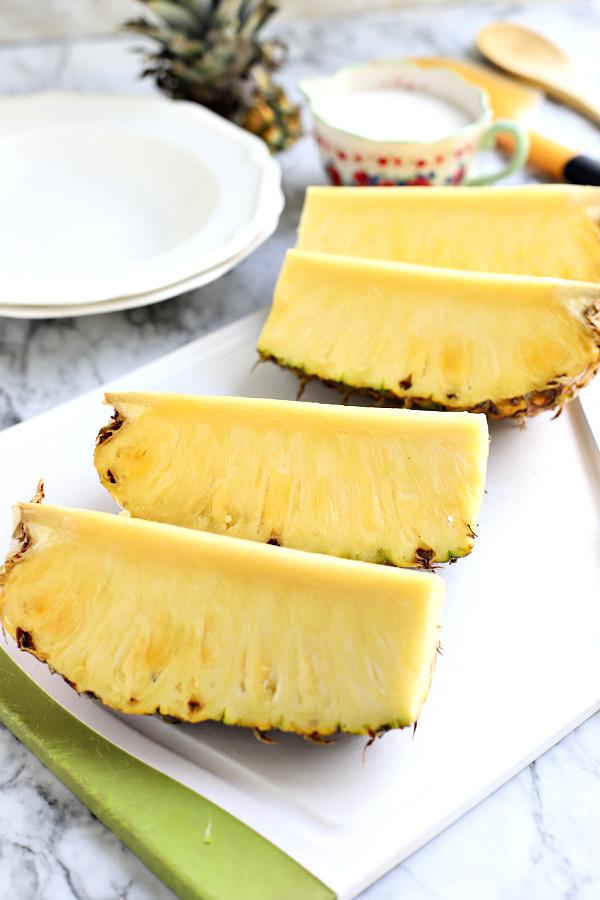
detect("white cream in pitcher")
[319,87,472,141]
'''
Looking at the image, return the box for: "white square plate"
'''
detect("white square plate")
[1,311,600,899]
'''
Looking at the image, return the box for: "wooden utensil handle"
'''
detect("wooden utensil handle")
[496,129,600,184]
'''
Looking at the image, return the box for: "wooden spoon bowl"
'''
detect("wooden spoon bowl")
[477,21,600,125]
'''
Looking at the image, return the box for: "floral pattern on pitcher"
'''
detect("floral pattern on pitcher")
[323,157,467,187]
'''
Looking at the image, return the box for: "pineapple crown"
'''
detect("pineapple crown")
[125,0,302,152]
[126,0,285,86]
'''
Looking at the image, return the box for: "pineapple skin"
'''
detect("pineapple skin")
[94,393,489,568]
[258,250,600,420]
[0,502,446,737]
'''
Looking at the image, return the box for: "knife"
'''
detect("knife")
[0,643,335,900]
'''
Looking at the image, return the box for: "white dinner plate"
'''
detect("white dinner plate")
[0,92,283,307]
[0,216,280,319]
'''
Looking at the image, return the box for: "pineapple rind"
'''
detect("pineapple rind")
[0,502,445,736]
[94,393,489,567]
[259,347,600,420]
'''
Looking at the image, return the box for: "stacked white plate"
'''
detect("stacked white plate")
[0,92,284,318]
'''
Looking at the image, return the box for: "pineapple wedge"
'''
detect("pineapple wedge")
[257,250,600,419]
[296,185,600,281]
[0,501,445,736]
[94,392,489,567]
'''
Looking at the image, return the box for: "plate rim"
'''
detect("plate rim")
[0,216,281,319]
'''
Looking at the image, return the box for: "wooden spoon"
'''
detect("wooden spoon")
[476,21,600,126]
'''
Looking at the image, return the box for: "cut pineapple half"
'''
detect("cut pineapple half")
[296,185,600,281]
[0,501,445,736]
[94,392,489,567]
[257,250,600,419]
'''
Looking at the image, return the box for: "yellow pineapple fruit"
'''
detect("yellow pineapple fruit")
[257,250,600,419]
[94,393,489,568]
[0,499,445,736]
[295,185,600,281]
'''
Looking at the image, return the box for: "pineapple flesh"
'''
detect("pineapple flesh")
[94,392,489,567]
[296,185,600,281]
[0,501,445,736]
[257,250,600,419]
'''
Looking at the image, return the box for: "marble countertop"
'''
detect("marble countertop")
[1,1,600,898]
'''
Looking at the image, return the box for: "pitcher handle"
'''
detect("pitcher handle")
[466,121,530,186]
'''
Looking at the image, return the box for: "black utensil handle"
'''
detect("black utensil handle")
[563,155,600,186]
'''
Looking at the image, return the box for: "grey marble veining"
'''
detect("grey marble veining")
[2,2,600,898]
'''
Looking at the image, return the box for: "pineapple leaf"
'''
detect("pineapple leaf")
[145,0,200,32]
[190,46,245,80]
[169,58,208,84]
[240,0,277,23]
[177,0,213,22]
[239,3,277,40]
[211,0,249,27]
[257,37,286,69]
[125,19,180,46]
[169,33,205,58]
[126,20,204,61]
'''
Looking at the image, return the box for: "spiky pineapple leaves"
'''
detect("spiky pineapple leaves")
[126,0,302,152]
